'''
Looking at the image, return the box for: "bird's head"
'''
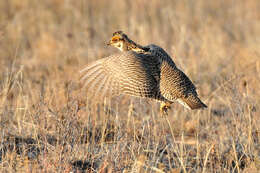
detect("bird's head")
[107,31,133,51]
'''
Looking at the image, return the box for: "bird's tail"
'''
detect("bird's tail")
[181,95,207,110]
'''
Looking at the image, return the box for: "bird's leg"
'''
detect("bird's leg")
[160,102,171,116]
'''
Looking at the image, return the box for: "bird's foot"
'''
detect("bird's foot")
[160,102,171,116]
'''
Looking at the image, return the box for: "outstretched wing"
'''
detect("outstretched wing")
[80,51,164,101]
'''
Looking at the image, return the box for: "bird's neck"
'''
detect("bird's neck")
[125,38,149,53]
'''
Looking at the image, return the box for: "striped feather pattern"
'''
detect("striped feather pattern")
[146,44,207,109]
[80,35,207,110]
[80,51,166,101]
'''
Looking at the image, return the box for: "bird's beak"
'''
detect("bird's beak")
[107,40,112,46]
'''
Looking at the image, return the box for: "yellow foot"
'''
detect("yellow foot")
[160,102,171,116]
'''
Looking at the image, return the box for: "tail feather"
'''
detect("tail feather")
[181,95,207,110]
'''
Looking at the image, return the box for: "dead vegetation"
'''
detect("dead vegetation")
[0,0,259,172]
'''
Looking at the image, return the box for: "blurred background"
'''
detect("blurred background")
[0,0,259,172]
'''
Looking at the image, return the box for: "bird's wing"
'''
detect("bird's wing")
[80,51,164,101]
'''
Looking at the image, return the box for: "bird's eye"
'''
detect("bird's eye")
[112,38,118,41]
[111,35,121,42]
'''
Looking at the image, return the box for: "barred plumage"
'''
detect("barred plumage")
[80,31,207,114]
[80,51,165,100]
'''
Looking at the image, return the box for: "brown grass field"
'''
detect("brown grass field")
[0,0,260,172]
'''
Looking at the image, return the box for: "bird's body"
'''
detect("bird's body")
[80,31,207,114]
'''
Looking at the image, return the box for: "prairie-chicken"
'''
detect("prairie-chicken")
[80,31,207,114]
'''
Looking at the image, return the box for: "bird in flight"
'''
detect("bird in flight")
[80,31,207,114]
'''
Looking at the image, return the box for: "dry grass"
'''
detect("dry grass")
[0,0,259,172]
